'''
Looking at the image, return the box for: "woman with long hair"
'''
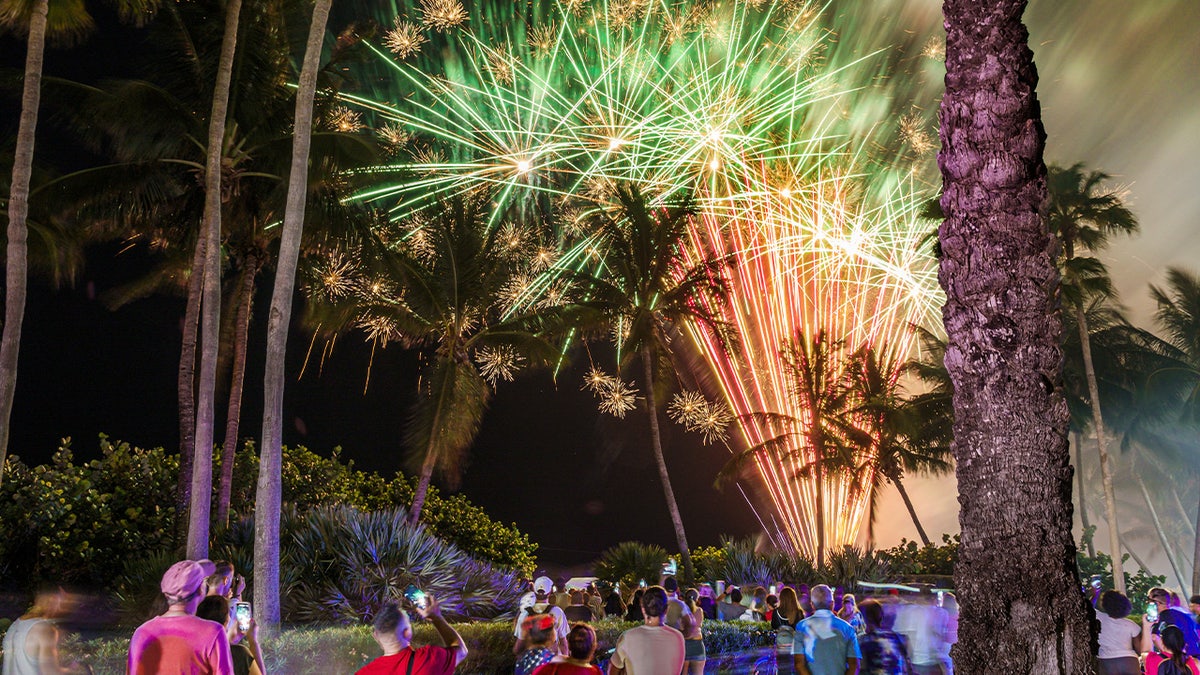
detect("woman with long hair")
[1158,625,1200,675]
[681,589,707,674]
[772,587,804,675]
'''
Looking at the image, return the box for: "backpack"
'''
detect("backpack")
[1158,658,1196,675]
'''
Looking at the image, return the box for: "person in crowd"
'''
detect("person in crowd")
[680,589,707,674]
[838,594,866,636]
[798,585,815,616]
[1,584,88,675]
[697,585,717,621]
[1144,587,1200,673]
[1157,625,1200,675]
[1093,590,1140,675]
[661,577,694,634]
[128,559,234,675]
[603,588,626,619]
[892,591,951,675]
[515,614,558,675]
[743,587,769,621]
[196,596,264,675]
[624,589,645,623]
[586,585,605,620]
[765,594,780,623]
[204,561,239,599]
[515,577,570,656]
[857,599,908,675]
[792,584,860,675]
[532,624,602,675]
[716,587,745,621]
[564,591,595,624]
[1190,596,1200,621]
[772,587,805,675]
[551,580,572,610]
[607,586,685,675]
[357,595,467,674]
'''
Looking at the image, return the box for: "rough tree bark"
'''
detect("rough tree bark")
[255,0,333,632]
[642,345,693,583]
[217,250,260,526]
[176,236,205,538]
[939,0,1096,671]
[1072,431,1095,558]
[0,0,49,485]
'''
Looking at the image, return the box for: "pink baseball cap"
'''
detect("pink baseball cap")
[161,559,216,601]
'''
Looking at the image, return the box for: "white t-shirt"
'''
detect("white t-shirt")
[609,625,685,675]
[1096,611,1140,659]
[892,602,949,666]
[513,603,570,642]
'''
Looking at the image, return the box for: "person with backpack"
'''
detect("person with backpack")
[515,614,558,675]
[1157,625,1200,675]
[514,577,570,656]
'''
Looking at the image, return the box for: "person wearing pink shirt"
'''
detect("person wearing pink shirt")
[127,559,234,675]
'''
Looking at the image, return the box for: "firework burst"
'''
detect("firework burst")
[475,345,525,385]
[418,0,467,32]
[384,19,427,59]
[597,379,640,418]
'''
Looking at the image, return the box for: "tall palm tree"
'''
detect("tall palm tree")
[0,0,161,486]
[938,0,1093,669]
[1049,162,1140,593]
[844,345,953,547]
[568,184,728,582]
[254,0,333,631]
[1148,267,1200,594]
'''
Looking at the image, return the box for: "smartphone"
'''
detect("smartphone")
[235,601,252,632]
[639,579,646,588]
[403,584,428,611]
[769,584,777,596]
[1089,575,1102,589]
[1146,602,1159,622]
[716,580,726,595]
[663,558,677,576]
[937,591,945,607]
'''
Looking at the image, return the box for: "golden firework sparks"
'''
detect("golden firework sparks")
[419,0,468,32]
[527,24,557,58]
[582,366,617,393]
[597,379,639,418]
[475,345,525,385]
[328,106,365,133]
[384,18,427,59]
[668,390,707,426]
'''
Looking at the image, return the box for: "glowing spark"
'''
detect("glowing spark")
[921,36,945,61]
[583,366,617,393]
[328,107,364,133]
[308,251,361,300]
[515,159,532,174]
[475,345,525,385]
[384,19,427,59]
[418,0,467,32]
[668,390,707,426]
[356,314,402,346]
[597,380,639,418]
[376,122,412,151]
[485,43,515,85]
[898,111,935,155]
[527,24,557,58]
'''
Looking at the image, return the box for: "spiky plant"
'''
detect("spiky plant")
[593,541,669,588]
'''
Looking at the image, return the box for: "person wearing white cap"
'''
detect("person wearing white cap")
[127,559,234,675]
[513,576,569,656]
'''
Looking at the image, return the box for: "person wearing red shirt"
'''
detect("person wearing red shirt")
[532,624,602,675]
[356,594,467,675]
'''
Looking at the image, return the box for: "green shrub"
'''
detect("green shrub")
[593,541,668,588]
[879,534,958,577]
[819,545,892,589]
[1075,526,1164,601]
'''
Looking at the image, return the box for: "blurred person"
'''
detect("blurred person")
[798,585,815,616]
[696,585,716,621]
[746,587,769,621]
[587,585,605,620]
[1095,590,1140,675]
[515,614,557,675]
[1191,596,1200,621]
[661,577,694,634]
[203,562,238,599]
[716,587,744,621]
[603,588,626,619]
[892,592,951,675]
[624,589,645,623]
[515,577,570,656]
[532,624,602,675]
[196,596,263,675]
[1157,625,1200,675]
[1,584,88,675]
[792,584,860,675]
[357,595,467,674]
[564,591,594,624]
[857,599,909,675]
[838,595,866,636]
[680,589,707,674]
[551,580,572,610]
[1143,587,1200,673]
[772,587,805,675]
[127,559,234,675]
[607,586,685,675]
[765,594,780,623]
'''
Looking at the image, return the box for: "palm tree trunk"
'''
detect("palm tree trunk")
[176,236,205,539]
[893,477,932,547]
[1072,431,1095,557]
[407,450,438,525]
[938,0,1094,670]
[1192,492,1199,595]
[255,0,332,632]
[188,0,244,561]
[1136,474,1189,593]
[0,0,48,486]
[814,456,825,569]
[641,345,693,583]
[217,252,258,526]
[1076,305,1124,592]
[1116,530,1152,575]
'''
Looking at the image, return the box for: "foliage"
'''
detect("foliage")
[879,534,959,577]
[60,618,775,675]
[1075,526,1165,602]
[821,545,892,590]
[690,545,727,583]
[701,537,788,588]
[593,541,669,588]
[0,437,536,591]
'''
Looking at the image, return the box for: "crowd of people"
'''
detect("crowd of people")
[1094,587,1200,675]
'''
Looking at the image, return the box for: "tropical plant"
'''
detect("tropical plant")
[879,535,959,578]
[0,0,162,487]
[566,183,729,583]
[593,541,669,589]
[255,0,336,631]
[938,0,1093,668]
[819,545,892,590]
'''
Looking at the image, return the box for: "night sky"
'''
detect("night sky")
[2,0,1197,570]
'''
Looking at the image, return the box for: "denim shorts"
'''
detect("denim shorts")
[684,638,707,662]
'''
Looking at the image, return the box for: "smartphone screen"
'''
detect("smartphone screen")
[639,579,646,588]
[235,602,252,632]
[1146,602,1159,622]
[769,584,777,596]
[404,584,428,610]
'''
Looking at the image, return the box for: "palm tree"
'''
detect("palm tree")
[1049,162,1140,594]
[568,184,728,582]
[938,0,1093,669]
[1148,267,1200,594]
[844,345,953,547]
[253,0,333,631]
[717,331,859,568]
[0,0,161,486]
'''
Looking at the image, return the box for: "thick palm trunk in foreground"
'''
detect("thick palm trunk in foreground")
[939,0,1094,671]
[642,345,693,582]
[0,0,49,485]
[256,0,333,631]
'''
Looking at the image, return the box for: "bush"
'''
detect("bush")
[1075,526,1165,601]
[0,436,537,591]
[820,545,892,589]
[593,542,668,588]
[879,534,958,577]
